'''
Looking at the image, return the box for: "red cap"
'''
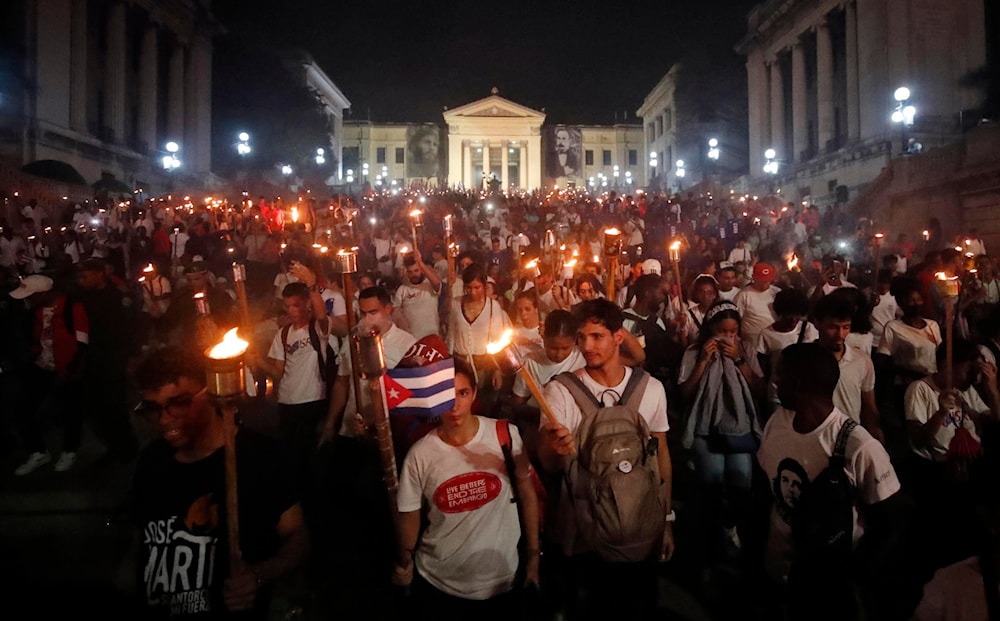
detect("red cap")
[753,262,775,283]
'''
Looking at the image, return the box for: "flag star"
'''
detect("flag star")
[388,388,400,400]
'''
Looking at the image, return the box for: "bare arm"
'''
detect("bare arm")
[619,329,647,366]
[860,390,885,445]
[392,510,422,586]
[320,374,349,445]
[513,446,541,586]
[653,431,675,562]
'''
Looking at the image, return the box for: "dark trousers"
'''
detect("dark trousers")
[15,364,84,454]
[276,400,327,502]
[546,550,658,621]
[410,573,519,621]
[85,363,138,461]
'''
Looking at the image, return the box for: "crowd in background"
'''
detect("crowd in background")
[1,183,999,621]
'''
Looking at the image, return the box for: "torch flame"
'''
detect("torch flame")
[399,245,410,254]
[291,206,299,223]
[593,255,600,263]
[207,328,249,360]
[409,209,422,218]
[142,263,155,273]
[564,259,578,268]
[486,329,514,355]
[786,254,799,271]
[525,258,538,270]
[604,228,621,236]
[669,241,681,251]
[935,272,948,281]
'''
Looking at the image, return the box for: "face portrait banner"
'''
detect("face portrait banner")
[406,125,446,179]
[545,126,583,179]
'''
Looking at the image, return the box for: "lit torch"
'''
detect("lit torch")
[935,272,960,391]
[669,240,685,304]
[487,329,574,454]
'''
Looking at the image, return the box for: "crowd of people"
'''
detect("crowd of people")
[1,184,999,620]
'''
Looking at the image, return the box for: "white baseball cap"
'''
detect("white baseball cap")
[9,274,53,300]
[640,259,662,276]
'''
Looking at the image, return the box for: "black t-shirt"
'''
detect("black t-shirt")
[130,430,297,620]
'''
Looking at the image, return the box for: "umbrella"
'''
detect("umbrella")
[21,159,88,186]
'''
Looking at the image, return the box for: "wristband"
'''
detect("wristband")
[664,510,676,523]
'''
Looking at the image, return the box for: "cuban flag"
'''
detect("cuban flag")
[383,357,456,419]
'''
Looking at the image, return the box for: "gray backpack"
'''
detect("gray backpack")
[554,369,666,562]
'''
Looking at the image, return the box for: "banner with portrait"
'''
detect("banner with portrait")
[406,125,446,180]
[545,126,583,179]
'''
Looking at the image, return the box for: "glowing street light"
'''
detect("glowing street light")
[675,160,686,178]
[707,138,720,161]
[236,131,251,156]
[315,147,326,165]
[162,141,181,170]
[281,164,293,176]
[891,86,918,154]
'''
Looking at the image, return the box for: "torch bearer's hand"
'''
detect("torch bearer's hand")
[392,559,413,587]
[222,565,259,612]
[543,423,576,457]
[289,261,316,288]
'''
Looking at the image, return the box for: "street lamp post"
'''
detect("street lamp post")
[236,132,251,157]
[675,159,686,192]
[763,148,779,193]
[162,141,181,172]
[649,150,658,188]
[315,148,326,165]
[891,86,918,154]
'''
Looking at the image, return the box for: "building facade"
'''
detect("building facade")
[638,60,749,192]
[739,0,986,204]
[342,90,646,191]
[0,0,219,192]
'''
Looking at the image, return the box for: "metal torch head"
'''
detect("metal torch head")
[356,329,386,379]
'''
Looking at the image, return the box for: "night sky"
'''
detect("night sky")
[211,0,760,125]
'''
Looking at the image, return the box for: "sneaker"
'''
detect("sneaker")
[54,451,78,472]
[14,451,51,476]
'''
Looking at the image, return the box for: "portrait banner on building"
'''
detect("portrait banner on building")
[406,125,446,180]
[545,126,583,179]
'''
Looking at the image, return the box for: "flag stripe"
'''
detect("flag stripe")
[391,368,454,390]
[389,359,454,380]
[396,379,454,400]
[391,400,454,419]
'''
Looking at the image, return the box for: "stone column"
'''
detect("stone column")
[816,19,835,153]
[167,41,185,145]
[70,0,87,133]
[769,57,785,160]
[447,130,462,188]
[190,36,213,173]
[137,26,159,153]
[482,141,490,186]
[104,2,126,143]
[746,48,767,176]
[791,41,808,163]
[518,144,527,189]
[501,142,509,189]
[527,133,542,189]
[845,1,861,142]
[463,142,472,189]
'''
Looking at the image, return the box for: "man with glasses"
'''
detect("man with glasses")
[130,346,309,620]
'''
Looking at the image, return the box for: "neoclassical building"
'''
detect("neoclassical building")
[0,0,219,191]
[342,89,645,191]
[739,0,987,204]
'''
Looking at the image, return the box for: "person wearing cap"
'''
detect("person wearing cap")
[735,262,780,352]
[8,274,89,475]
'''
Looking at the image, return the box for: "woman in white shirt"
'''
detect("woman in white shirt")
[877,277,942,381]
[446,263,512,392]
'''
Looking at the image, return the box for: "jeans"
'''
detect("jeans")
[690,436,753,490]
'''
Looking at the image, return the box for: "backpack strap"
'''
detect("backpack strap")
[553,372,602,419]
[618,368,651,410]
[797,320,809,343]
[280,323,291,353]
[306,319,329,383]
[832,418,858,463]
[495,420,519,505]
[688,308,702,330]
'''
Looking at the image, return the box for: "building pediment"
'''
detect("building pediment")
[443,91,546,123]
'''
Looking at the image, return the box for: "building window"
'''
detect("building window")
[376,147,386,164]
[395,147,405,164]
[628,149,637,166]
[585,150,594,166]
[343,146,360,170]
[655,117,663,138]
[664,109,673,131]
[666,147,672,168]
[602,150,612,166]
[647,123,655,142]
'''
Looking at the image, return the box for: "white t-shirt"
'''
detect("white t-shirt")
[870,293,899,349]
[542,366,669,435]
[757,407,900,583]
[141,275,172,314]
[755,321,818,403]
[845,331,873,354]
[904,378,988,461]
[512,324,543,348]
[876,319,942,375]
[169,231,189,258]
[832,345,876,423]
[336,322,416,436]
[913,556,991,621]
[268,320,328,405]
[513,347,585,408]
[735,286,779,346]
[728,246,752,265]
[717,287,738,302]
[397,416,523,600]
[393,279,441,340]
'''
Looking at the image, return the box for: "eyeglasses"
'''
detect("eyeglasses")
[133,394,195,420]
